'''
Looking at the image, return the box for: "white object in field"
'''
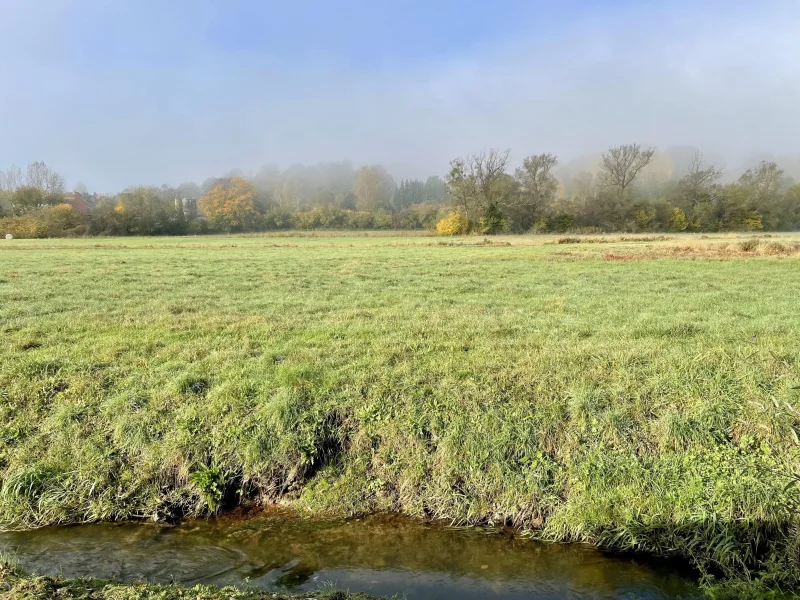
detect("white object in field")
[4,234,12,240]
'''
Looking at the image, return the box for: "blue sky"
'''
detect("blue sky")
[1,0,799,191]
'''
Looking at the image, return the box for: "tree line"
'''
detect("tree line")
[1,146,799,237]
[443,145,800,234]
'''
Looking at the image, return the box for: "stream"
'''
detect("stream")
[0,510,700,599]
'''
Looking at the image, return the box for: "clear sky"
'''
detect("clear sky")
[1,0,799,191]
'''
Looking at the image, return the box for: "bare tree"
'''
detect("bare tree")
[679,151,721,208]
[739,161,784,203]
[600,144,655,196]
[0,165,24,192]
[471,149,511,208]
[25,161,65,196]
[514,153,559,214]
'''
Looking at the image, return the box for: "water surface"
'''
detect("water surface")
[1,510,699,599]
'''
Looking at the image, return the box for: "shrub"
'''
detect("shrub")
[436,210,470,235]
[631,208,654,231]
[395,204,443,230]
[262,207,295,230]
[742,211,764,231]
[186,219,208,235]
[188,466,226,513]
[552,213,576,233]
[530,218,549,234]
[344,211,374,229]
[478,203,509,235]
[308,206,346,229]
[669,207,688,232]
[0,216,43,239]
[277,208,394,231]
[372,212,393,230]
[762,241,790,255]
[0,204,86,238]
[293,210,322,230]
[739,239,760,252]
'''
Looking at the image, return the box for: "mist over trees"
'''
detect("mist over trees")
[440,145,799,234]
[2,146,800,237]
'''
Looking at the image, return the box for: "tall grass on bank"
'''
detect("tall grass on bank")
[2,234,800,593]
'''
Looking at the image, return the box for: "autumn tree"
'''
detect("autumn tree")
[201,176,230,195]
[199,176,259,231]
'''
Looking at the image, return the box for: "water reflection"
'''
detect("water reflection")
[0,510,699,599]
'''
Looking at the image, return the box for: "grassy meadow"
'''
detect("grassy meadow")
[2,232,800,593]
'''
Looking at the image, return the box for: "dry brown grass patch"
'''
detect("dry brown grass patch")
[558,239,800,262]
[604,253,649,262]
[671,240,800,258]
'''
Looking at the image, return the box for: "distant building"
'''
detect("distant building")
[63,192,89,214]
[175,197,198,218]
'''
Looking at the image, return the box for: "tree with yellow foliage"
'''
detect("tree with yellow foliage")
[436,209,470,235]
[668,207,688,231]
[199,177,258,231]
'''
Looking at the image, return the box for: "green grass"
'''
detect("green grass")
[2,232,800,593]
[0,561,384,600]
